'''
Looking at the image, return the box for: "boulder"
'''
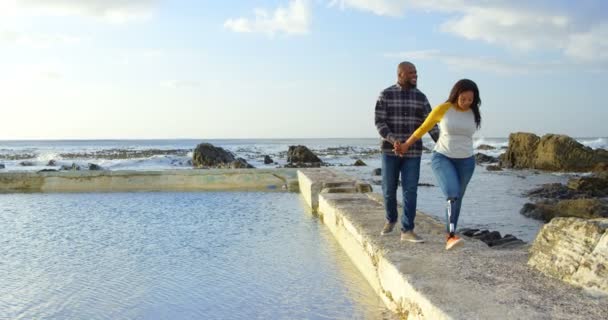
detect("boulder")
[372,168,381,176]
[502,132,608,172]
[88,163,103,171]
[528,217,608,294]
[520,199,608,222]
[286,145,322,167]
[477,144,496,150]
[475,152,498,164]
[486,165,502,171]
[263,155,273,164]
[0,164,4,169]
[192,143,254,169]
[353,159,366,166]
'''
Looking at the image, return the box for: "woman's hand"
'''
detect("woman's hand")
[398,142,410,155]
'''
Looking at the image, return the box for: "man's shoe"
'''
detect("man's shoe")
[446,234,463,250]
[380,222,396,235]
[401,231,424,243]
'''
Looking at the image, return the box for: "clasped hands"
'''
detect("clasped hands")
[392,141,410,157]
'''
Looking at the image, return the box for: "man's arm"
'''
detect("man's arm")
[375,92,396,144]
[423,98,440,142]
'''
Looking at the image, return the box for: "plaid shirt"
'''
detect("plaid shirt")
[375,83,439,157]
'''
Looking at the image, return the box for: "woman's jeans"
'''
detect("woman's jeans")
[431,152,475,234]
[382,153,421,232]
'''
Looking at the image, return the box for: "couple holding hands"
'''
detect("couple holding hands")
[375,61,482,250]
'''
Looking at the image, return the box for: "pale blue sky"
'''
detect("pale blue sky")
[1,0,607,139]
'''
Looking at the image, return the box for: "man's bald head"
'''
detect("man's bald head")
[397,61,417,89]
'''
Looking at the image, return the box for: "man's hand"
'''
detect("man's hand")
[393,141,402,157]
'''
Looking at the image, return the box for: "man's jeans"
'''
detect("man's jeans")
[431,152,475,233]
[382,153,421,232]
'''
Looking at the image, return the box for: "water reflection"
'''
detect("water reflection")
[0,192,392,319]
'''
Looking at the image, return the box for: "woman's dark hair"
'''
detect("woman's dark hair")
[447,79,481,128]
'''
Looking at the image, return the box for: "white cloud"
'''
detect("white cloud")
[0,0,157,23]
[327,0,407,16]
[383,49,562,75]
[565,23,608,63]
[224,0,312,36]
[0,30,80,48]
[331,0,608,65]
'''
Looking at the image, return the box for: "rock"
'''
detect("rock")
[353,159,367,166]
[461,229,524,248]
[0,164,4,169]
[37,169,57,172]
[193,143,236,168]
[475,152,498,164]
[192,143,254,169]
[502,132,608,172]
[486,165,502,171]
[528,217,608,294]
[47,160,57,166]
[567,174,608,197]
[230,158,254,169]
[592,162,608,172]
[460,228,480,237]
[263,155,273,164]
[287,145,322,166]
[477,144,496,150]
[60,163,80,171]
[88,163,103,171]
[372,168,381,176]
[523,183,577,200]
[521,199,608,222]
[19,161,35,166]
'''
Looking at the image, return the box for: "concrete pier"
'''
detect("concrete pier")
[0,169,299,193]
[298,168,607,319]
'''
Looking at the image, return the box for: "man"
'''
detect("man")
[374,61,439,242]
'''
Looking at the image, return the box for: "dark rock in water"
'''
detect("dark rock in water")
[475,152,498,164]
[37,169,57,173]
[287,145,322,164]
[502,132,608,172]
[60,163,81,171]
[47,160,57,166]
[230,158,254,169]
[0,164,4,169]
[486,165,502,171]
[520,202,549,221]
[263,155,273,164]
[477,144,496,150]
[520,199,608,222]
[19,161,35,166]
[193,143,236,168]
[283,162,321,168]
[372,168,381,176]
[88,163,103,171]
[353,159,367,166]
[523,183,577,200]
[567,174,608,197]
[459,228,480,237]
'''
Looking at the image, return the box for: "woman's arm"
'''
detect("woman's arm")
[398,102,451,154]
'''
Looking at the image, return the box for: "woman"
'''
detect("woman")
[396,79,481,250]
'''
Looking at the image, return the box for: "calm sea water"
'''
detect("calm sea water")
[1,137,606,241]
[0,192,393,319]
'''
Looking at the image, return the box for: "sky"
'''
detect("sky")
[1,0,607,139]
